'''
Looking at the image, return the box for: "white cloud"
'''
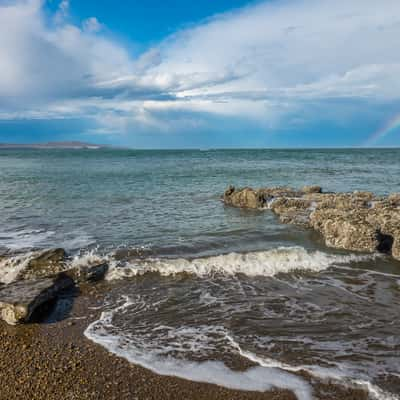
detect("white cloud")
[1,0,400,136]
[82,17,102,33]
[54,0,69,24]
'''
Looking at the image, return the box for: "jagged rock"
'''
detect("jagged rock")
[388,193,400,206]
[19,248,67,280]
[310,209,380,252]
[222,185,400,260]
[270,198,313,227]
[259,187,301,199]
[223,187,264,209]
[302,185,322,194]
[224,185,235,198]
[0,274,73,325]
[223,186,302,209]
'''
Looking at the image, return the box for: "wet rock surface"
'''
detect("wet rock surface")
[18,248,67,280]
[223,185,400,260]
[0,249,111,324]
[65,262,109,283]
[0,274,74,325]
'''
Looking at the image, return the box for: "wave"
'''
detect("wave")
[106,246,381,280]
[0,245,381,285]
[0,248,103,284]
[85,294,399,400]
[0,251,36,284]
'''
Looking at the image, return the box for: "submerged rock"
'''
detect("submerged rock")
[222,185,400,260]
[0,274,73,325]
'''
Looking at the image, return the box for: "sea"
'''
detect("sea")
[0,148,399,399]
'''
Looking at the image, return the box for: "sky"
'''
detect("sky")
[0,0,400,148]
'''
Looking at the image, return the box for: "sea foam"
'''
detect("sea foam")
[84,297,313,400]
[0,252,36,284]
[106,246,380,280]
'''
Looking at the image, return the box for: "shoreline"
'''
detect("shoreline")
[0,283,296,400]
[0,282,371,400]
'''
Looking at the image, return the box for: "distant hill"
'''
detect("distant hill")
[0,141,108,149]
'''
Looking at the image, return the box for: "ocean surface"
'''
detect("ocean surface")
[1,148,400,399]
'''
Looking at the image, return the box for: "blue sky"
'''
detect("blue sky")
[0,0,400,148]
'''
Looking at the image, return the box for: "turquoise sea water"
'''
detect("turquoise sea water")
[1,148,399,255]
[1,148,400,399]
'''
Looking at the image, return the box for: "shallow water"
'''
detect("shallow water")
[1,148,400,399]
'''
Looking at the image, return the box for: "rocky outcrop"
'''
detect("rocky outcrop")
[0,274,73,325]
[0,248,109,325]
[1,248,109,286]
[222,185,400,260]
[223,186,263,209]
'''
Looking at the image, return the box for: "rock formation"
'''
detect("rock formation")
[18,248,67,280]
[0,274,74,325]
[223,185,400,260]
[0,248,109,325]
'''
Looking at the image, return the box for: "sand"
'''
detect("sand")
[0,284,369,400]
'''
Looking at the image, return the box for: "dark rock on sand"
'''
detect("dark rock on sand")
[222,185,400,260]
[0,274,73,325]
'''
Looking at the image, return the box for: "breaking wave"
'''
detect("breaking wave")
[0,251,36,284]
[106,246,381,280]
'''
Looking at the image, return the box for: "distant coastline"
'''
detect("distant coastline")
[0,141,107,149]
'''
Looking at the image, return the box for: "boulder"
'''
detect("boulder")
[0,274,73,325]
[223,187,264,209]
[19,248,67,280]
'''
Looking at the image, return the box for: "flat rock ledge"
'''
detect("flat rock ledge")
[0,249,109,325]
[223,185,400,261]
[0,274,74,325]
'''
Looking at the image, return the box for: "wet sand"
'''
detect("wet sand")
[0,284,368,400]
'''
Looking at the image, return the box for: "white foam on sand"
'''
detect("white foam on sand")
[106,246,380,280]
[84,298,313,400]
[226,335,399,400]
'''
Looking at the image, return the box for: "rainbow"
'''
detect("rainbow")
[364,113,400,147]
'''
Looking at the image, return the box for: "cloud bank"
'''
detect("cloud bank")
[0,0,400,142]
